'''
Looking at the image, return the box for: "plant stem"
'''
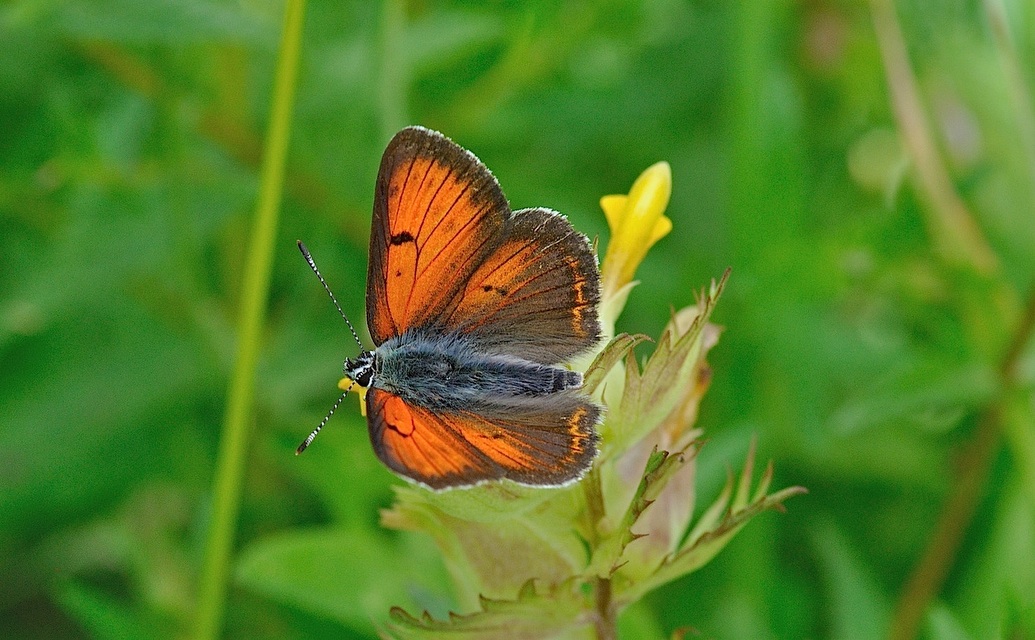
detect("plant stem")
[193,2,307,638]
[869,0,999,275]
[594,576,617,640]
[583,467,618,640]
[983,0,1035,199]
[889,284,1035,640]
[377,0,407,140]
[869,2,1035,635]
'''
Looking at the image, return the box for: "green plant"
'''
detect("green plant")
[376,163,805,639]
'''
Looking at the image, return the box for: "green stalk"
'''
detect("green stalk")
[377,0,407,141]
[869,0,1000,276]
[194,1,307,638]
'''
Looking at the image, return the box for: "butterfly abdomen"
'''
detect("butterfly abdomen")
[373,329,585,411]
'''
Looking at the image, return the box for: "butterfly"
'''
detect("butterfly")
[298,126,602,490]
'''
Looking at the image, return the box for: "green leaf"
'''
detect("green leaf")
[811,520,890,640]
[829,361,999,435]
[581,332,649,397]
[406,11,505,75]
[384,578,590,640]
[589,442,699,579]
[51,0,272,45]
[56,581,159,640]
[604,272,728,458]
[624,442,806,601]
[236,528,423,635]
[924,604,975,640]
[387,481,556,526]
[950,479,1035,638]
[383,488,590,607]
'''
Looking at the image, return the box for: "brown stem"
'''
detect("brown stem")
[889,284,1035,640]
[594,576,617,640]
[582,467,618,640]
[869,0,999,276]
[999,285,1035,381]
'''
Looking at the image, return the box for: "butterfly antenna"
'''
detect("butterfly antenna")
[296,380,357,454]
[297,240,363,349]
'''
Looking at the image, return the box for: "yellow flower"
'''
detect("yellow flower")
[338,377,368,416]
[598,161,673,333]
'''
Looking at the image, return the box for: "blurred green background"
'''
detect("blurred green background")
[3,0,1035,638]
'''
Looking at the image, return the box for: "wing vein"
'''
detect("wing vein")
[414,178,477,282]
[427,409,499,474]
[412,159,448,250]
[395,158,449,326]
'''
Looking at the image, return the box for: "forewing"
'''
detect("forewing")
[367,128,600,364]
[367,127,510,345]
[445,207,600,364]
[367,388,599,490]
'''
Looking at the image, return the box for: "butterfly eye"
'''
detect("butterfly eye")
[344,354,375,388]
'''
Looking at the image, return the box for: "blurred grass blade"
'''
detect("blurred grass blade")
[194,1,308,638]
[378,0,407,140]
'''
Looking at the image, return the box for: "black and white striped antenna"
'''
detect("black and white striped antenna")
[297,240,363,349]
[295,240,363,454]
[295,380,355,454]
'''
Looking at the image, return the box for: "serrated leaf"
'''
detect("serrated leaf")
[621,445,806,602]
[587,448,666,576]
[732,437,757,512]
[604,272,729,458]
[589,443,699,578]
[685,469,733,546]
[582,332,649,396]
[383,578,591,640]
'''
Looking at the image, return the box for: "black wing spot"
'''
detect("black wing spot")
[395,270,402,277]
[390,231,415,245]
[481,284,508,296]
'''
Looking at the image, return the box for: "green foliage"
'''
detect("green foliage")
[3,0,1035,638]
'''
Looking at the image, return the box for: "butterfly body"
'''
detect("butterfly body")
[315,126,602,490]
[349,329,584,412]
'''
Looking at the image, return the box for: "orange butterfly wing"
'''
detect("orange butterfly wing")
[366,127,509,345]
[367,127,599,358]
[445,207,599,363]
[366,388,599,489]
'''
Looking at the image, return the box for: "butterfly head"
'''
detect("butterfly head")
[344,351,376,388]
